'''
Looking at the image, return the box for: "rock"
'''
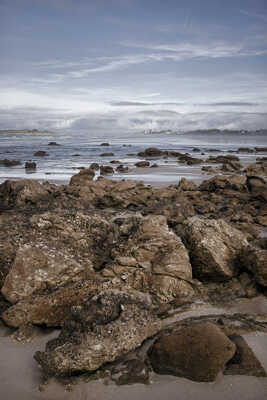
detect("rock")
[221,161,242,172]
[34,289,162,376]
[0,179,55,208]
[199,175,247,192]
[247,176,266,192]
[48,142,60,146]
[1,277,122,327]
[255,216,267,226]
[138,147,164,157]
[255,147,267,152]
[116,165,129,173]
[100,153,114,157]
[110,359,150,385]
[237,147,255,153]
[183,218,248,281]
[100,165,114,175]
[0,159,21,167]
[135,161,150,167]
[100,143,110,146]
[245,162,267,177]
[25,162,36,169]
[192,147,200,152]
[149,322,236,382]
[225,335,266,377]
[89,163,99,170]
[34,151,48,157]
[110,160,121,164]
[207,155,240,163]
[239,245,267,287]
[1,245,93,304]
[177,178,197,191]
[69,168,95,185]
[178,155,202,165]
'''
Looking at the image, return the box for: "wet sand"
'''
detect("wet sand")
[1,297,267,400]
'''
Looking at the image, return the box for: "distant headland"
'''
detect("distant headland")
[0,129,56,134]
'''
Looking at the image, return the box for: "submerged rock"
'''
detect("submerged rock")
[149,322,236,382]
[34,289,162,377]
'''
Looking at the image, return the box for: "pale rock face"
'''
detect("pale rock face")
[34,289,162,376]
[183,217,248,281]
[1,246,93,304]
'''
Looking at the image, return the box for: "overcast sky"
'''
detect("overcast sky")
[1,0,267,132]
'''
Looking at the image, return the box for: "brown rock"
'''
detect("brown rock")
[34,151,48,157]
[34,289,161,376]
[138,147,164,157]
[100,165,114,175]
[0,159,22,167]
[183,218,248,281]
[100,153,114,157]
[149,322,236,382]
[135,161,150,167]
[239,245,267,287]
[200,175,247,192]
[178,178,197,191]
[69,168,95,185]
[25,161,36,169]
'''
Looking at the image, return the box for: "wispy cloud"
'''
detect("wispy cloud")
[111,101,183,106]
[197,101,259,107]
[240,9,267,24]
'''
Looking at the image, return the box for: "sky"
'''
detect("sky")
[0,0,267,133]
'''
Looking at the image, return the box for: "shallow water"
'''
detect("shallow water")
[0,130,266,185]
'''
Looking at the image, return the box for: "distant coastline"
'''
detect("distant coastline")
[144,128,267,135]
[0,129,56,134]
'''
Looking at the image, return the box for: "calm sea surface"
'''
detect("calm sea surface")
[0,130,266,185]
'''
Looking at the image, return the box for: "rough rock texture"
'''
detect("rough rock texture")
[1,245,93,304]
[34,289,162,376]
[183,218,248,281]
[225,335,267,377]
[149,322,236,382]
[177,178,197,191]
[102,215,194,304]
[239,245,267,287]
[69,168,95,185]
[199,175,247,192]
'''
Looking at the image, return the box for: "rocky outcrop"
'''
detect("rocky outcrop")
[34,151,48,157]
[1,245,93,304]
[135,161,150,167]
[199,175,247,192]
[34,289,162,376]
[149,322,236,382]
[25,161,36,170]
[138,147,164,157]
[0,159,21,167]
[183,218,248,281]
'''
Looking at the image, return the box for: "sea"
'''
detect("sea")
[0,130,266,186]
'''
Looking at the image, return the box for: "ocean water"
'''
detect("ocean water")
[0,130,266,185]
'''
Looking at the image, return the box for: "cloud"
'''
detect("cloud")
[240,9,267,24]
[197,102,259,107]
[110,101,183,106]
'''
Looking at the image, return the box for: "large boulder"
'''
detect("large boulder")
[103,215,194,303]
[149,322,236,382]
[138,147,164,157]
[1,246,93,304]
[183,218,248,281]
[34,289,162,376]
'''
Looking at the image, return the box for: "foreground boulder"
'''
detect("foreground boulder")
[34,289,162,376]
[199,175,247,192]
[69,168,95,185]
[183,218,248,281]
[149,322,236,382]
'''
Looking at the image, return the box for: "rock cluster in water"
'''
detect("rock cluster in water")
[0,149,267,385]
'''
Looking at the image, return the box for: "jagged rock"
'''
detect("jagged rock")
[225,335,267,377]
[1,277,125,327]
[183,218,248,281]
[0,179,55,208]
[149,322,236,382]
[239,245,267,287]
[199,175,247,192]
[34,289,162,376]
[221,161,242,172]
[178,155,202,165]
[1,245,93,304]
[103,215,194,303]
[178,178,197,191]
[116,165,129,173]
[244,162,267,177]
[207,155,240,163]
[69,168,95,185]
